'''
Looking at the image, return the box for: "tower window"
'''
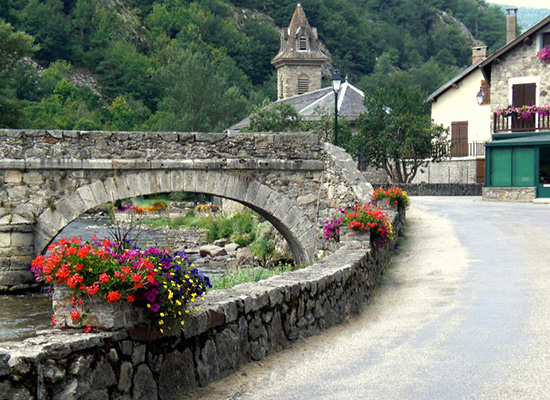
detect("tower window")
[299,36,308,51]
[298,75,309,94]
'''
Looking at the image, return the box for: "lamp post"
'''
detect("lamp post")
[332,69,342,146]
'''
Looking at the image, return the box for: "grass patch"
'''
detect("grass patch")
[211,263,303,290]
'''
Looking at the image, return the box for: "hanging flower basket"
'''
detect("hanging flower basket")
[537,45,550,63]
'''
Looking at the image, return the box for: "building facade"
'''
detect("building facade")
[482,14,550,200]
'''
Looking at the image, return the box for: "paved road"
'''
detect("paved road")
[190,197,550,400]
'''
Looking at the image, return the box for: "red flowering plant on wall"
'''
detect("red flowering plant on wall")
[371,186,411,209]
[31,236,211,333]
[537,45,550,63]
[323,204,395,248]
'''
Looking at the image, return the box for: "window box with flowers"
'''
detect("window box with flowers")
[495,105,550,119]
[31,236,211,334]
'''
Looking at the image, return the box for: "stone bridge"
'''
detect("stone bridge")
[0,129,372,292]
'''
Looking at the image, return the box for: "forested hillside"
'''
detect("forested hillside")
[0,0,507,132]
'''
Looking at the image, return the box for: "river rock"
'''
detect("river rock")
[224,243,240,255]
[200,245,227,257]
[236,248,255,266]
[213,238,227,247]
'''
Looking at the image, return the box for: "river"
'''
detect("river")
[0,216,226,342]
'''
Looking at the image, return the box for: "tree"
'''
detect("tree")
[245,100,303,132]
[356,84,449,183]
[0,20,37,127]
[151,46,249,132]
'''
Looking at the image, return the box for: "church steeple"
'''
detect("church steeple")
[271,3,328,100]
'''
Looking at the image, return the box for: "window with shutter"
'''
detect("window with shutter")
[542,32,550,48]
[512,83,536,130]
[298,75,309,95]
[451,121,468,157]
[481,80,490,105]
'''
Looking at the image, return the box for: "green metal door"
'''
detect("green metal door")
[538,147,550,198]
[491,148,512,186]
[512,147,535,186]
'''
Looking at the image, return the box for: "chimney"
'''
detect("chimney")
[472,46,488,64]
[506,8,518,44]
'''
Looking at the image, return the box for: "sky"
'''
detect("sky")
[486,0,550,8]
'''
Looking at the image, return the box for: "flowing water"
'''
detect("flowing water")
[0,216,227,342]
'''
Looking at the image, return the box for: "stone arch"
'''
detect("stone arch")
[34,170,318,263]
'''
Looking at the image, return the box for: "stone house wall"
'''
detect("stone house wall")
[490,40,550,112]
[0,208,405,400]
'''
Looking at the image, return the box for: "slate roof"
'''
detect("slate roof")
[227,81,366,132]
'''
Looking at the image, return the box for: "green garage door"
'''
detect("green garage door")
[512,147,535,186]
[490,147,535,187]
[491,148,512,186]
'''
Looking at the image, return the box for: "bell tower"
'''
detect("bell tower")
[271,3,328,100]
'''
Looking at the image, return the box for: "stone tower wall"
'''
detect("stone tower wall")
[277,64,323,99]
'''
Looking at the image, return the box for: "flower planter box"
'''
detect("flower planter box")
[52,287,146,330]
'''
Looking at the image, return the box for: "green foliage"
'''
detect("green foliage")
[211,263,297,290]
[151,46,250,132]
[0,0,508,130]
[246,100,304,132]
[356,84,450,183]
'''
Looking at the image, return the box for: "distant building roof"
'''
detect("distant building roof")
[227,81,366,132]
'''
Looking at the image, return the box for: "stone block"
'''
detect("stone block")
[133,364,158,400]
[89,180,111,206]
[4,170,22,183]
[76,185,98,210]
[244,179,262,205]
[159,350,196,400]
[0,233,10,248]
[22,172,43,185]
[181,170,198,193]
[170,170,186,192]
[151,170,171,193]
[223,174,250,202]
[102,178,118,203]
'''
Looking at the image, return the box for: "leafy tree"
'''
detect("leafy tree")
[245,100,303,132]
[97,40,156,109]
[151,46,249,132]
[0,20,37,127]
[17,0,73,62]
[356,84,449,183]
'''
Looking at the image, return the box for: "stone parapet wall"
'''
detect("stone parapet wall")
[410,159,478,185]
[0,208,404,400]
[0,130,322,161]
[398,183,483,196]
[482,187,536,202]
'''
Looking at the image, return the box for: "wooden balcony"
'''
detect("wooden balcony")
[494,112,550,133]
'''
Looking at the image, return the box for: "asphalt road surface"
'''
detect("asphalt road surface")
[189,197,550,400]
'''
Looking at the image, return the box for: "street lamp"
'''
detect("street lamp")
[476,88,484,105]
[332,69,342,146]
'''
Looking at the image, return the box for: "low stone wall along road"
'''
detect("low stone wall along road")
[192,196,550,399]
